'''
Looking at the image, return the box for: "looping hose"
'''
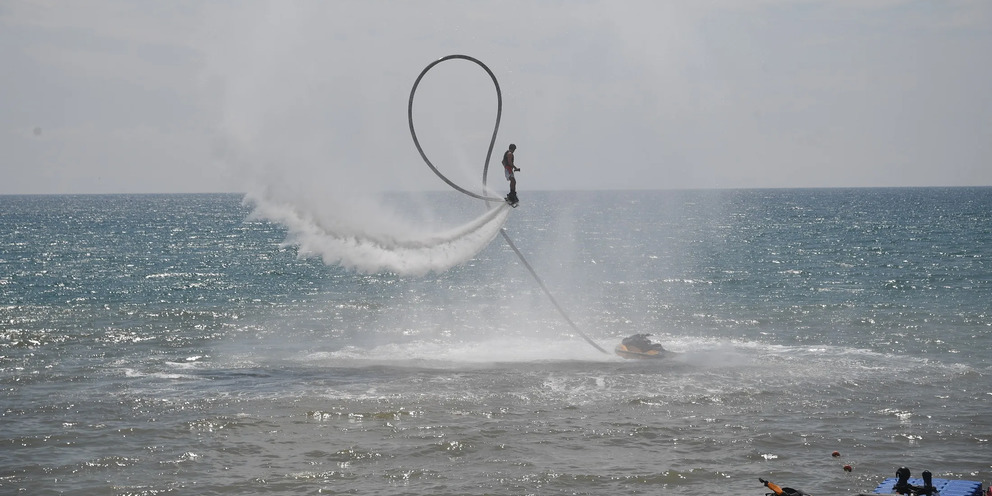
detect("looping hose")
[408,55,609,354]
[407,54,505,202]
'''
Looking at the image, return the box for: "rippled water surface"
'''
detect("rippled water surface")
[2,189,990,495]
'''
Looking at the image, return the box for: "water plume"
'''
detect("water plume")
[245,188,510,276]
[201,5,513,277]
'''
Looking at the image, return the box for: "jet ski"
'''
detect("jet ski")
[615,333,669,359]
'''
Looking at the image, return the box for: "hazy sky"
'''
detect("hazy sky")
[2,0,990,194]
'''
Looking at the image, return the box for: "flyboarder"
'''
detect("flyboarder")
[502,143,520,205]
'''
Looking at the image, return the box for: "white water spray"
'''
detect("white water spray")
[203,4,513,277]
[246,189,510,275]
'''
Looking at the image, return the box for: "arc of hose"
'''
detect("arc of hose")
[409,55,609,355]
[408,54,505,202]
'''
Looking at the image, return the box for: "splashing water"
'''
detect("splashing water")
[245,189,510,275]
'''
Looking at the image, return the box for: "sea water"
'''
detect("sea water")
[1,188,989,495]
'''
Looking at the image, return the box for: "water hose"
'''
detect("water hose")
[408,54,608,354]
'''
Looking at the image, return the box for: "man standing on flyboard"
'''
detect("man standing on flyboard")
[502,143,520,206]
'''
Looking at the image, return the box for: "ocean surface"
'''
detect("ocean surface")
[1,188,989,495]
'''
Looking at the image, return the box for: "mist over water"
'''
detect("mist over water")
[205,5,516,277]
[244,188,511,276]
